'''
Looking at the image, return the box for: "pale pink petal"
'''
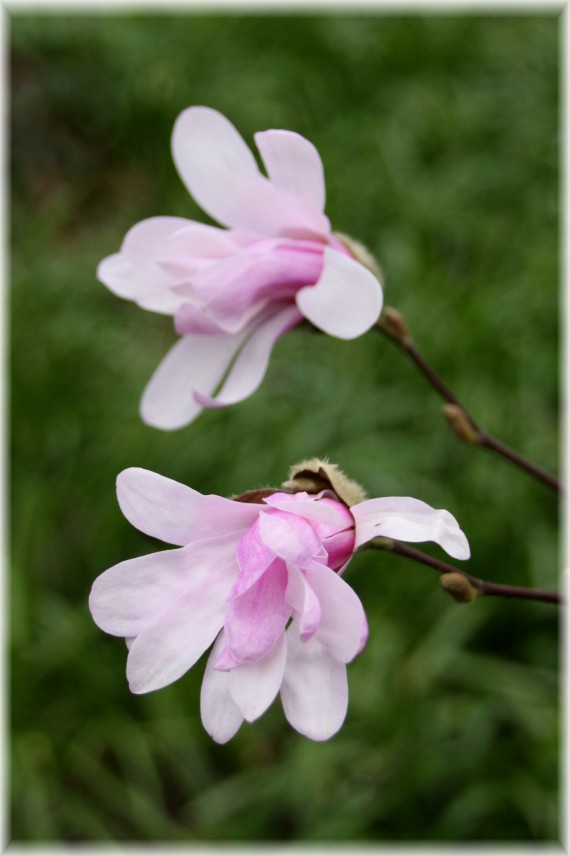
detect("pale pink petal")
[97,253,184,315]
[352,497,470,560]
[117,467,262,545]
[230,518,276,600]
[263,491,348,529]
[224,559,290,663]
[280,623,348,741]
[200,631,244,743]
[258,509,323,565]
[254,129,326,218]
[126,558,235,693]
[140,327,251,430]
[285,563,321,641]
[122,216,196,262]
[229,632,287,722]
[296,247,383,339]
[193,305,302,409]
[171,106,329,239]
[89,547,192,638]
[304,562,366,663]
[321,529,356,571]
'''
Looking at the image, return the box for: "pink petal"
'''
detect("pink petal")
[228,632,287,722]
[116,467,262,545]
[224,559,290,663]
[296,247,383,339]
[230,518,277,600]
[200,631,244,743]
[89,547,193,638]
[321,529,356,571]
[284,563,321,641]
[280,623,348,741]
[176,241,322,333]
[140,327,251,430]
[263,491,348,529]
[254,129,327,221]
[351,497,471,560]
[193,305,302,410]
[126,558,236,693]
[171,106,329,239]
[258,509,323,565]
[98,217,202,315]
[304,562,367,663]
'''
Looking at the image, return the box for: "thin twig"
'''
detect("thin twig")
[367,537,564,606]
[376,311,562,495]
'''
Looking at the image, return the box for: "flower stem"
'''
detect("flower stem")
[375,311,562,495]
[367,537,564,606]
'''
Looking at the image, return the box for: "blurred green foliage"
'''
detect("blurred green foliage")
[11,12,559,843]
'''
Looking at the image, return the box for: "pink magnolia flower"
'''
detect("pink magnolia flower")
[98,107,383,429]
[89,467,470,743]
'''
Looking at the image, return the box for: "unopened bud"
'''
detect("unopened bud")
[333,232,383,281]
[443,404,481,444]
[283,457,367,507]
[440,572,479,603]
[381,307,411,343]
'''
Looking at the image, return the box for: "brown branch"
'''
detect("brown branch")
[367,537,564,606]
[376,310,562,495]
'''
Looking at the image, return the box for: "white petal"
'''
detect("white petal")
[116,467,261,545]
[200,631,244,743]
[126,559,235,693]
[172,106,329,239]
[140,328,250,430]
[280,623,348,741]
[193,305,302,409]
[254,129,326,218]
[229,633,287,722]
[296,247,383,339]
[304,562,366,663]
[352,497,471,560]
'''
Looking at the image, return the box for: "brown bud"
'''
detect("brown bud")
[381,307,411,343]
[443,404,481,444]
[440,572,480,603]
[282,457,367,507]
[333,232,383,281]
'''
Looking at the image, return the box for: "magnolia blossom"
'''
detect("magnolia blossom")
[98,107,383,429]
[89,467,470,743]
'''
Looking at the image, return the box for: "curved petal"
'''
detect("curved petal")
[224,559,290,664]
[126,558,235,693]
[258,509,323,565]
[193,305,302,409]
[280,623,348,741]
[263,492,348,529]
[285,563,321,641]
[98,217,202,315]
[254,129,326,217]
[231,518,276,600]
[200,631,244,743]
[116,467,261,546]
[140,327,251,430]
[296,247,383,339]
[89,547,192,638]
[229,632,287,722]
[304,562,366,663]
[352,497,470,560]
[172,106,329,239]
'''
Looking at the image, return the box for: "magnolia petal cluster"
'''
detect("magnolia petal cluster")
[98,107,383,429]
[89,467,470,743]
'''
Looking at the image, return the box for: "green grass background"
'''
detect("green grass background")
[11,12,560,843]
